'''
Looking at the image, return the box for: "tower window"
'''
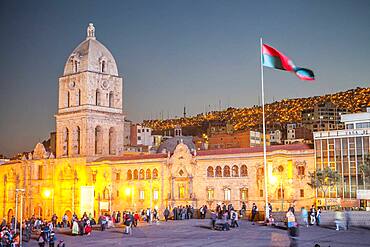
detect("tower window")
[66,91,70,107]
[109,91,114,107]
[109,127,116,155]
[76,126,81,155]
[77,89,81,106]
[101,60,106,73]
[96,90,101,106]
[63,127,69,156]
[95,126,103,154]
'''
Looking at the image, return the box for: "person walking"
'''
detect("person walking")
[37,231,46,247]
[164,207,170,222]
[49,231,56,247]
[231,210,239,228]
[72,220,79,235]
[286,208,298,247]
[344,208,350,230]
[133,212,139,227]
[124,212,133,235]
[316,207,321,226]
[117,211,121,223]
[335,210,344,231]
[301,207,309,227]
[84,220,92,236]
[62,214,68,228]
[251,203,258,225]
[210,211,217,230]
[309,205,316,225]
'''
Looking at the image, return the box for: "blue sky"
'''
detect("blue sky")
[0,0,369,156]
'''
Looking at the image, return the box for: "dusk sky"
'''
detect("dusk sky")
[0,0,370,156]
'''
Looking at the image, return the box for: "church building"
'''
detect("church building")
[0,24,315,222]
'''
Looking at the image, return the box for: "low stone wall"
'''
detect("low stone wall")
[271,211,370,227]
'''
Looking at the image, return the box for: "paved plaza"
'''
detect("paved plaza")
[23,219,370,247]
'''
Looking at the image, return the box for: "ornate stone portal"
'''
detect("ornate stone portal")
[168,143,197,207]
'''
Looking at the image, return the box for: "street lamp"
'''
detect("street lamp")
[15,189,25,246]
[108,184,112,213]
[42,189,54,218]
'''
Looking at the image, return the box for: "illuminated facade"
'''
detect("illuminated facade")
[0,24,316,222]
[1,143,314,221]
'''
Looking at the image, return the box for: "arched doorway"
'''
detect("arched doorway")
[7,209,13,223]
[34,206,42,218]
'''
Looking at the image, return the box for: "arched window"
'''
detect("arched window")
[146,169,151,179]
[94,126,103,154]
[298,166,305,176]
[223,166,230,177]
[241,165,248,177]
[215,166,222,177]
[139,169,145,179]
[77,89,81,106]
[207,166,214,177]
[96,89,101,106]
[257,167,264,179]
[153,168,158,179]
[232,165,239,177]
[63,127,69,156]
[109,91,114,108]
[75,126,80,155]
[103,188,109,200]
[67,91,70,107]
[278,189,285,199]
[109,127,116,155]
[101,60,106,73]
[127,170,132,180]
[133,169,138,180]
[73,60,78,73]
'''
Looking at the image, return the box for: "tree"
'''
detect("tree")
[359,155,370,189]
[308,167,340,206]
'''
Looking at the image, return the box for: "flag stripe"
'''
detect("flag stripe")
[262,54,284,70]
[295,68,315,80]
[262,44,294,71]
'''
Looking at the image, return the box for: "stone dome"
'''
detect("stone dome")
[63,23,118,76]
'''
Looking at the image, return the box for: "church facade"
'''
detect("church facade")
[0,24,315,222]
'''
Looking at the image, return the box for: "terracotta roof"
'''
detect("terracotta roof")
[197,144,313,156]
[94,153,167,162]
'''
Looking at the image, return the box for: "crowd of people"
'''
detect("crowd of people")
[208,203,240,231]
[172,205,195,220]
[0,202,358,246]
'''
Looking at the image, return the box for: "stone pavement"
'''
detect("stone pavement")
[23,220,370,247]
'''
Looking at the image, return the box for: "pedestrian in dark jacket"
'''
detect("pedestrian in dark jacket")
[164,208,170,222]
[251,203,258,224]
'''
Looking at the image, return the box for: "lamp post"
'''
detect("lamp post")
[43,189,53,218]
[108,184,112,213]
[15,189,25,245]
[280,178,284,211]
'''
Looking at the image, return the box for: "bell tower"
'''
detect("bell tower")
[55,23,125,158]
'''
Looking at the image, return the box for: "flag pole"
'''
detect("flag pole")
[260,37,269,221]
